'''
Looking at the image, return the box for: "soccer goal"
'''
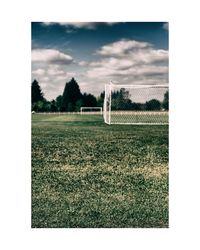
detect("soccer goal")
[103,83,169,125]
[80,107,103,115]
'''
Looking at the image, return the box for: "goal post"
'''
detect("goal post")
[103,82,169,125]
[80,107,103,115]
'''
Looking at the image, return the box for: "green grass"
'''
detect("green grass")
[32,114,168,228]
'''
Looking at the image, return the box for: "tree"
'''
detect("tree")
[146,99,161,110]
[162,90,169,110]
[82,93,97,107]
[61,78,82,111]
[50,100,58,112]
[32,100,51,112]
[55,95,63,111]
[75,99,83,112]
[111,88,132,110]
[31,79,44,104]
[97,91,105,107]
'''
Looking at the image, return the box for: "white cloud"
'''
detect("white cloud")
[32,68,45,76]
[32,49,73,65]
[41,76,49,82]
[43,22,96,29]
[87,39,168,85]
[130,49,168,64]
[55,72,76,81]
[78,60,89,66]
[97,39,151,56]
[32,38,168,99]
[90,57,134,70]
[42,22,118,29]
[106,22,120,26]
[47,67,65,76]
[163,22,169,31]
[88,64,168,78]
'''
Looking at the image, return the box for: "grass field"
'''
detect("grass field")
[32,114,168,228]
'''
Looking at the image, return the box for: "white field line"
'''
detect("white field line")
[109,122,169,125]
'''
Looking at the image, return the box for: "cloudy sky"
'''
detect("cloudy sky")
[32,22,168,101]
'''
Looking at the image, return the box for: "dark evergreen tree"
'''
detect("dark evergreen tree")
[82,93,97,107]
[61,78,82,111]
[74,99,83,112]
[50,100,58,112]
[162,90,169,110]
[55,95,63,111]
[31,79,44,104]
[97,91,105,107]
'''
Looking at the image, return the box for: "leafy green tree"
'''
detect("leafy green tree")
[162,90,169,110]
[43,101,51,111]
[32,101,43,112]
[31,79,44,104]
[61,78,82,111]
[111,88,132,110]
[146,99,161,110]
[32,100,51,112]
[55,95,63,111]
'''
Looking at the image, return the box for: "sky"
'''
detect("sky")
[31,22,168,101]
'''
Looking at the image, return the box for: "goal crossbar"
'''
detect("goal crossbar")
[80,107,103,115]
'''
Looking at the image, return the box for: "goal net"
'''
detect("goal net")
[104,83,169,125]
[80,107,103,115]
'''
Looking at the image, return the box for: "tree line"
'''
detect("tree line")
[31,78,168,112]
[110,88,169,111]
[31,78,104,112]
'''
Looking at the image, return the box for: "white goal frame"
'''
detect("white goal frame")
[103,82,169,125]
[80,107,103,115]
